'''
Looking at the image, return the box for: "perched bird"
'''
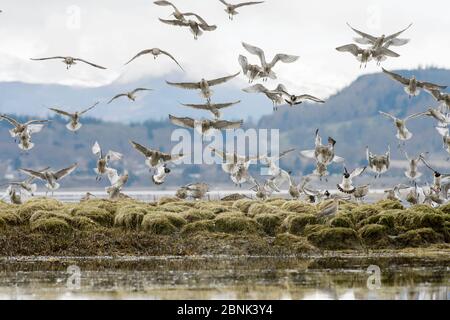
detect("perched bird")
[180,100,241,119]
[152,165,171,185]
[279,87,325,106]
[317,198,340,218]
[379,111,426,142]
[176,183,209,200]
[427,89,450,111]
[423,185,446,207]
[242,83,286,110]
[106,170,129,199]
[346,22,412,50]
[107,88,153,104]
[242,42,299,80]
[2,185,23,205]
[382,68,447,98]
[337,166,366,194]
[30,56,106,70]
[167,72,239,102]
[169,115,243,136]
[299,177,331,203]
[130,140,185,169]
[159,14,217,40]
[221,193,250,201]
[403,150,427,181]
[239,55,264,83]
[49,102,99,132]
[218,0,264,20]
[405,183,423,206]
[20,164,78,193]
[125,48,184,70]
[287,172,301,199]
[250,179,274,200]
[300,129,344,166]
[366,146,390,178]
[336,44,399,68]
[91,141,123,181]
[1,116,49,151]
[154,0,186,21]
[80,192,96,202]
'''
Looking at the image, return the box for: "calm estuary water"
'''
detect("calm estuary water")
[0,255,448,300]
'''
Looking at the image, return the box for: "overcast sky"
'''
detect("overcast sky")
[0,0,449,99]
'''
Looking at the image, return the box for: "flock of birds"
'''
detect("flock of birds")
[1,2,450,215]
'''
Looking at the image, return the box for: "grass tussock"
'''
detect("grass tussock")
[0,198,449,255]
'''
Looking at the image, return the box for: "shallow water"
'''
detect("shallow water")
[0,255,448,300]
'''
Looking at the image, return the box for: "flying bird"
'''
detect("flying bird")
[346,22,412,50]
[20,163,78,193]
[129,140,185,169]
[379,111,426,142]
[154,0,186,21]
[106,170,129,199]
[30,56,106,70]
[300,129,344,166]
[337,167,366,194]
[336,44,399,68]
[167,72,240,102]
[152,165,171,185]
[403,150,427,181]
[124,48,184,70]
[0,115,49,150]
[427,89,450,111]
[107,88,153,104]
[180,100,241,119]
[382,68,447,98]
[218,0,264,20]
[242,84,286,110]
[91,141,123,181]
[159,14,217,40]
[169,115,243,136]
[278,87,325,106]
[366,146,390,178]
[239,55,264,83]
[242,42,299,80]
[210,147,259,185]
[48,102,99,132]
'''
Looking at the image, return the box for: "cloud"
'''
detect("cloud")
[0,0,448,99]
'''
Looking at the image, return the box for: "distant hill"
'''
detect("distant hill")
[1,67,450,189]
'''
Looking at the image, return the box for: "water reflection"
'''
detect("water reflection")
[0,256,448,300]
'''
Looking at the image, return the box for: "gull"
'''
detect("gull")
[279,87,325,106]
[176,183,209,200]
[421,107,450,128]
[436,127,450,157]
[242,84,286,110]
[250,179,274,200]
[125,48,184,71]
[384,184,409,201]
[30,56,106,70]
[159,14,217,40]
[154,1,186,21]
[91,141,123,181]
[353,185,370,201]
[420,159,450,200]
[336,44,399,68]
[106,170,129,199]
[210,147,259,185]
[366,146,390,178]
[423,185,446,207]
[403,150,427,181]
[167,72,239,102]
[242,42,299,80]
[427,90,450,111]
[337,166,366,194]
[48,102,99,132]
[218,0,264,20]
[180,100,241,119]
[2,174,44,197]
[239,55,264,83]
[382,68,447,98]
[1,185,24,205]
[346,22,412,50]
[311,162,331,181]
[260,149,296,192]
[300,129,344,166]
[287,172,301,199]
[379,111,426,142]
[20,163,78,193]
[405,183,422,206]
[107,88,153,104]
[299,177,331,203]
[0,115,49,151]
[169,115,243,136]
[152,165,171,185]
[130,140,185,170]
